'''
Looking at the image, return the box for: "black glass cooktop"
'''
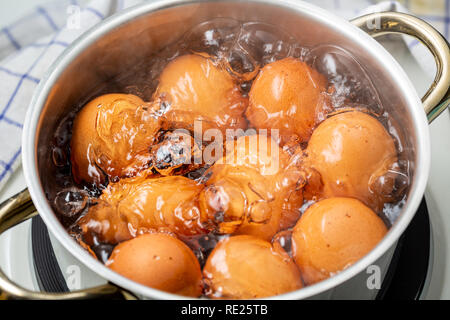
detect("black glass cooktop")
[31,198,431,299]
[376,198,430,300]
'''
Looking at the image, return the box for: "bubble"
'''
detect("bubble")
[183,18,241,56]
[369,160,410,205]
[54,188,88,218]
[185,165,211,182]
[248,200,272,224]
[150,131,202,176]
[308,45,383,114]
[272,230,294,258]
[238,22,295,64]
[52,147,68,167]
[183,19,296,82]
[91,243,116,264]
[383,196,406,225]
[200,180,247,234]
[180,233,223,267]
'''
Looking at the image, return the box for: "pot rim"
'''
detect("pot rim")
[22,0,430,300]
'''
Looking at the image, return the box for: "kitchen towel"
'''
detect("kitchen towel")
[0,0,448,191]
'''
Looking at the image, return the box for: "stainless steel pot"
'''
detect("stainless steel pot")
[0,0,448,300]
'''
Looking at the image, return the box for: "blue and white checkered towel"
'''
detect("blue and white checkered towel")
[0,0,447,191]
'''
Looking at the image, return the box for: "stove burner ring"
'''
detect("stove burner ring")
[31,216,69,293]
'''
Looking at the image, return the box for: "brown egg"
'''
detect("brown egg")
[78,175,207,244]
[153,54,248,134]
[71,93,162,185]
[246,57,329,144]
[292,197,387,285]
[199,134,304,240]
[107,233,203,297]
[203,235,302,299]
[303,111,398,211]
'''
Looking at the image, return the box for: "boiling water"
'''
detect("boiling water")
[49,18,410,268]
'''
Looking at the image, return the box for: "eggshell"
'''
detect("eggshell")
[292,197,387,285]
[71,93,161,185]
[303,110,397,211]
[153,54,248,134]
[107,233,203,297]
[246,57,328,143]
[203,235,302,299]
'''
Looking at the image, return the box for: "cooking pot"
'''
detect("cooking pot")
[0,0,448,300]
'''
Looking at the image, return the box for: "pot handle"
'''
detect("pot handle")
[351,12,450,123]
[0,188,136,300]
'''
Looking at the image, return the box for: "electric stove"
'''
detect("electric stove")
[0,25,449,301]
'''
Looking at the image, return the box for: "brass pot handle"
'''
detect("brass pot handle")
[351,12,450,123]
[0,188,136,300]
